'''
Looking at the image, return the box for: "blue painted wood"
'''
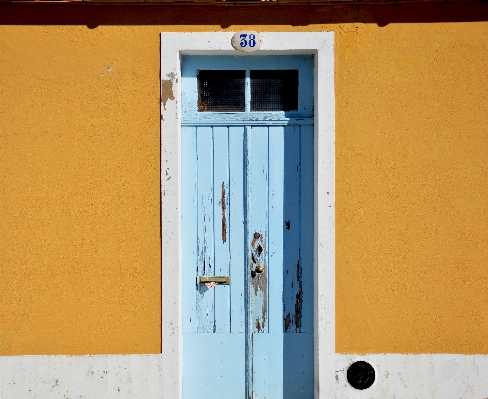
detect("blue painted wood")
[182,126,198,334]
[213,126,230,333]
[282,125,314,399]
[196,127,216,333]
[252,333,284,399]
[183,333,245,399]
[229,127,246,334]
[247,125,269,335]
[182,125,248,398]
[268,126,285,335]
[251,126,285,399]
[300,125,314,334]
[282,125,302,334]
[283,333,314,399]
[246,125,271,397]
[182,55,314,399]
[249,125,314,399]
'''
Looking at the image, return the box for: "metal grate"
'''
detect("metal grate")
[250,70,299,112]
[197,70,246,112]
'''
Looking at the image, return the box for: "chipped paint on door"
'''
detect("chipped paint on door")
[247,127,270,337]
[220,182,227,244]
[181,55,314,399]
[249,124,314,399]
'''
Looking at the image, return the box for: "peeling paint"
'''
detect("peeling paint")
[284,313,291,331]
[256,245,262,256]
[220,182,227,244]
[250,232,267,332]
[250,233,265,295]
[260,281,267,332]
[294,260,303,331]
[161,79,175,110]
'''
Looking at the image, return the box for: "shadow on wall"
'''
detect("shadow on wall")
[0,2,488,28]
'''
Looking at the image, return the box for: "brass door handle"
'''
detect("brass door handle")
[198,276,230,285]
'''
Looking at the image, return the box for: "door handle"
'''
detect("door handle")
[198,276,230,285]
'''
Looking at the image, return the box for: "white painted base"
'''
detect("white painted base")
[327,354,488,399]
[0,355,163,399]
[1,354,488,398]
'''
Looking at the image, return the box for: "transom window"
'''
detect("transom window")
[197,69,299,112]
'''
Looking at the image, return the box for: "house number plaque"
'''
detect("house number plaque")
[231,31,263,52]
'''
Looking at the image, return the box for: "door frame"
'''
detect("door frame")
[161,31,335,399]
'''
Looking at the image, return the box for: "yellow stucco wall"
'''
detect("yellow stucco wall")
[0,4,487,355]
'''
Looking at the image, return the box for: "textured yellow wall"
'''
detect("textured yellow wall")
[0,4,487,355]
[335,20,488,353]
[0,23,163,355]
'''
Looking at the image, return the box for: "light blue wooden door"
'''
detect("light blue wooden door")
[181,56,314,399]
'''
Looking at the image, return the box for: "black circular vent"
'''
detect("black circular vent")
[347,361,375,390]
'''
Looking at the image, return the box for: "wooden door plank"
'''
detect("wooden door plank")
[229,126,246,334]
[213,126,231,333]
[247,125,269,335]
[268,126,285,335]
[282,125,314,399]
[182,127,198,334]
[283,125,302,333]
[196,127,216,333]
[300,125,314,334]
[252,125,286,399]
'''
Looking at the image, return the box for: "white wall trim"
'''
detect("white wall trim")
[2,353,488,398]
[160,31,336,399]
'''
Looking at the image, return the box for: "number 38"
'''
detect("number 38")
[240,34,257,48]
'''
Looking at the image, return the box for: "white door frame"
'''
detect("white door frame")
[160,31,488,399]
[160,31,335,399]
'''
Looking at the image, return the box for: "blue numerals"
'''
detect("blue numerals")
[240,34,257,48]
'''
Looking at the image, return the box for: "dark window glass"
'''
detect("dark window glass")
[250,70,299,112]
[197,70,245,112]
